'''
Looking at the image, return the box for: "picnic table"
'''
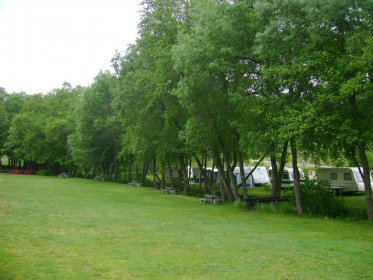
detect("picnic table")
[95,175,104,181]
[161,187,176,194]
[128,180,142,187]
[59,173,69,178]
[243,196,290,209]
[200,195,223,204]
[330,186,343,196]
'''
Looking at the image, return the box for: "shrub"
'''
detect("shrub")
[255,201,295,215]
[299,179,347,218]
[35,169,51,176]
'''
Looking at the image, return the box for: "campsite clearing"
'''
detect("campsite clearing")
[0,174,372,279]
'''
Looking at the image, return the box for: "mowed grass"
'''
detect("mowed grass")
[0,175,372,280]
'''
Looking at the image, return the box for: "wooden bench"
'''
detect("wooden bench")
[244,196,291,209]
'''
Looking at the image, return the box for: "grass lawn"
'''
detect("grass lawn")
[0,174,372,279]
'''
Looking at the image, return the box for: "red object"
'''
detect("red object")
[8,169,33,175]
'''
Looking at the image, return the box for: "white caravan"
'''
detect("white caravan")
[250,166,270,185]
[187,166,204,183]
[233,167,254,188]
[317,167,373,192]
[269,167,305,188]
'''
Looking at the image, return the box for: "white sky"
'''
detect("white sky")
[0,0,141,94]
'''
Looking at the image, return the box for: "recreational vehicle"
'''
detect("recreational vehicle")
[165,168,179,180]
[316,167,373,192]
[269,167,305,188]
[233,167,254,188]
[187,166,204,183]
[251,166,270,185]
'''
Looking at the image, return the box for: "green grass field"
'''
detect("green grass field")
[0,174,372,279]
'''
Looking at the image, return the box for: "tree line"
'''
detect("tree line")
[0,0,372,220]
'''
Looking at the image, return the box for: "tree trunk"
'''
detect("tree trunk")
[203,152,209,193]
[142,161,149,184]
[179,155,190,194]
[271,141,288,198]
[152,155,158,188]
[358,141,373,221]
[161,158,166,188]
[290,138,303,215]
[193,153,212,193]
[209,148,234,201]
[238,151,248,200]
[128,161,132,182]
[167,157,174,189]
[270,155,280,197]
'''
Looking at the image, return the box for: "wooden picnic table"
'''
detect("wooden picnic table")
[95,175,104,181]
[161,187,176,194]
[59,173,69,178]
[243,196,291,209]
[128,180,142,187]
[330,186,343,196]
[200,195,223,204]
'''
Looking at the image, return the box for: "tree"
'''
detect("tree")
[173,0,260,201]
[253,0,323,214]
[113,0,189,188]
[302,0,373,220]
[69,72,119,177]
[6,95,48,167]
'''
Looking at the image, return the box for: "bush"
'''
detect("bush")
[299,179,347,218]
[255,201,295,215]
[35,169,51,176]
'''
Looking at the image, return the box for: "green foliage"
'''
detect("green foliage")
[300,179,347,218]
[255,201,295,215]
[69,72,119,174]
[1,0,373,217]
[35,169,51,176]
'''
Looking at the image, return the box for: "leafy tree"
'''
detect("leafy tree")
[173,0,260,201]
[253,0,319,214]
[114,0,189,188]
[6,95,48,167]
[302,0,373,220]
[42,87,78,172]
[69,72,119,177]
[2,92,28,166]
[0,94,7,165]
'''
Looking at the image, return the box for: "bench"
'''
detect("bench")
[59,173,69,178]
[128,180,141,187]
[244,196,291,209]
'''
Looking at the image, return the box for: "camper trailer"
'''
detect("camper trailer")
[250,166,270,185]
[165,168,179,180]
[317,167,373,192]
[269,167,305,188]
[233,166,269,186]
[233,167,254,188]
[187,166,204,183]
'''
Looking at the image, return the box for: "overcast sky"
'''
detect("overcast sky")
[0,0,141,94]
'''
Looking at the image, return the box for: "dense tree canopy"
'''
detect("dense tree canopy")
[1,0,372,220]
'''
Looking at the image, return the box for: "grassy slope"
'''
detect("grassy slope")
[0,174,372,280]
